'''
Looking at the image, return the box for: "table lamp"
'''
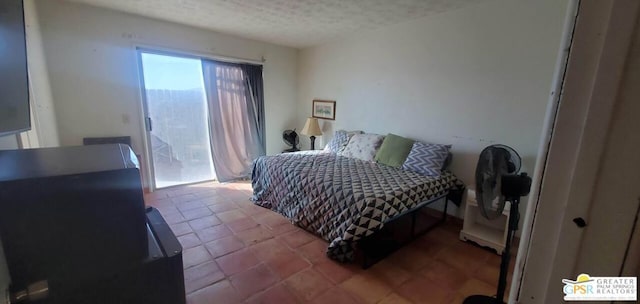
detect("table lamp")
[301,117,323,150]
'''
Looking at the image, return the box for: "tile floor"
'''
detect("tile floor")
[144,181,517,304]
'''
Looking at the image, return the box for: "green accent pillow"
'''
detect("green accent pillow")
[374,133,415,167]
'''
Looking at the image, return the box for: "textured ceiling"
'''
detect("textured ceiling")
[66,0,487,48]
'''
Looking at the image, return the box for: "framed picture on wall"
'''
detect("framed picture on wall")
[312,100,336,120]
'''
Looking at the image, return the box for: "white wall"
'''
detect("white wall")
[35,0,298,185]
[23,0,59,148]
[298,0,569,215]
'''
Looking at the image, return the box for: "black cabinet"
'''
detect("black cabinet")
[0,144,185,303]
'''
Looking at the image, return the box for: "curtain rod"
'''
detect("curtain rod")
[135,44,266,65]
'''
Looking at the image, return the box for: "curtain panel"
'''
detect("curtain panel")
[201,60,265,182]
[240,64,266,154]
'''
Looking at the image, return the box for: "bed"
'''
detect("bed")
[251,150,464,264]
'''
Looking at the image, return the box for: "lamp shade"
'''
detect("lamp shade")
[301,117,323,136]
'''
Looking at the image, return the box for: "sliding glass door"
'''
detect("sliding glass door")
[139,51,216,189]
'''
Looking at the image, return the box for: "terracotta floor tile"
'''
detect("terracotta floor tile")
[249,238,293,261]
[156,204,180,216]
[188,215,222,231]
[239,203,271,216]
[267,222,298,235]
[340,273,392,304]
[395,275,454,304]
[144,191,169,202]
[311,286,361,304]
[227,192,251,203]
[246,284,299,304]
[176,200,206,212]
[194,190,220,199]
[169,192,199,201]
[182,207,213,221]
[178,233,202,249]
[449,293,469,304]
[279,229,317,248]
[163,181,510,304]
[184,261,225,293]
[195,224,233,243]
[451,241,494,262]
[284,268,334,302]
[229,264,279,298]
[425,226,461,246]
[183,246,212,269]
[420,259,469,290]
[167,189,188,197]
[297,239,328,262]
[378,292,413,304]
[457,278,496,298]
[264,250,311,279]
[170,222,193,237]
[148,195,172,206]
[208,201,239,213]
[186,280,244,304]
[202,195,234,205]
[216,209,249,223]
[387,245,435,273]
[231,198,253,207]
[235,225,275,246]
[163,211,186,225]
[313,260,356,284]
[473,263,501,287]
[215,248,260,276]
[486,253,502,268]
[413,233,449,256]
[216,188,238,196]
[368,259,412,287]
[205,235,246,258]
[226,217,260,233]
[435,247,486,276]
[163,190,184,197]
[253,211,292,228]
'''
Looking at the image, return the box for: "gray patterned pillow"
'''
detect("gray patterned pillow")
[339,133,385,162]
[402,141,452,177]
[324,130,363,153]
[324,130,348,153]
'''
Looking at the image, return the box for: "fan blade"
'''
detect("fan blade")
[475,145,511,220]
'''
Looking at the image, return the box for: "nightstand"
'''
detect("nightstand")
[459,188,510,254]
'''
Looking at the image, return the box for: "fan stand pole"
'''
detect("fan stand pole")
[497,197,519,302]
[463,197,520,304]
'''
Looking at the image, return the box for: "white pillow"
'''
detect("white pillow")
[339,133,385,162]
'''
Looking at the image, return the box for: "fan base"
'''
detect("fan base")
[463,295,505,304]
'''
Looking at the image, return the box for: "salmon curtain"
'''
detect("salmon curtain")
[201,60,265,182]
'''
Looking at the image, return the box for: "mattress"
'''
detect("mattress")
[251,151,463,262]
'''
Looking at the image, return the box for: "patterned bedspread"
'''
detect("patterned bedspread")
[251,151,463,262]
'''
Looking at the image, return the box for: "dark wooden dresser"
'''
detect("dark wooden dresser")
[0,144,185,304]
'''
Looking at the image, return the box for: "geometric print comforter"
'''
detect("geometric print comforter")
[251,151,464,262]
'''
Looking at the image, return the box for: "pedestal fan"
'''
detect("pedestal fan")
[464,145,532,304]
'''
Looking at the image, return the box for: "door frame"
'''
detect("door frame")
[133,44,264,192]
[135,47,220,191]
[134,47,158,192]
[513,0,640,303]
